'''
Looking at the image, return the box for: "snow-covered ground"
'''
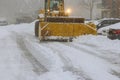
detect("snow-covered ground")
[0,21,120,80]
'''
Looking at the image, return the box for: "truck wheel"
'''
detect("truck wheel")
[35,21,39,37]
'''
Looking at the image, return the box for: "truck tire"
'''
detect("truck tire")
[35,21,39,37]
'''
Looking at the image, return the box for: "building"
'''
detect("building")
[102,0,120,18]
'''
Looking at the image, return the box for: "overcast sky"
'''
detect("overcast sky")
[0,0,82,18]
[0,0,43,18]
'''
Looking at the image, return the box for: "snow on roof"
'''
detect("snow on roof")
[99,18,120,21]
[97,18,120,25]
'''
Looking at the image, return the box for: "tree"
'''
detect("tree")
[80,0,97,19]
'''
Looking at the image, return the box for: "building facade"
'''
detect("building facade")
[102,0,120,18]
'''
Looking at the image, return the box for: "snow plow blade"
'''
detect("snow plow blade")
[35,17,97,41]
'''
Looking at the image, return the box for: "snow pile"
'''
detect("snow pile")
[74,35,120,48]
[74,35,120,54]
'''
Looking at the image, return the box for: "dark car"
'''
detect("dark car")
[97,19,120,29]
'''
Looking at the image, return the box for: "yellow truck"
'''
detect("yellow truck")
[35,0,97,41]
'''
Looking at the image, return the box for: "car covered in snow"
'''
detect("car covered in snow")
[98,22,120,40]
[0,18,8,26]
[97,18,120,30]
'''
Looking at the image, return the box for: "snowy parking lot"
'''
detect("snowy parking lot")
[0,22,120,80]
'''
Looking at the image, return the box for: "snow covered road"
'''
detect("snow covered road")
[0,22,120,80]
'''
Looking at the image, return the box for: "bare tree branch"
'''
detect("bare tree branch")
[80,0,97,19]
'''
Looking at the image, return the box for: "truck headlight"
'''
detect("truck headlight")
[66,8,71,14]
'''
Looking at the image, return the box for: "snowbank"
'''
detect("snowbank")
[74,35,120,51]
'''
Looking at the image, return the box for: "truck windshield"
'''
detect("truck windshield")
[50,0,60,11]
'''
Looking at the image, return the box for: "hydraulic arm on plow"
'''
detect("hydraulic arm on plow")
[35,0,97,41]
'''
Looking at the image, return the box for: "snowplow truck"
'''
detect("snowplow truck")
[35,0,97,41]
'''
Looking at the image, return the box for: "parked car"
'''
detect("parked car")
[97,18,120,29]
[0,19,8,26]
[97,20,120,40]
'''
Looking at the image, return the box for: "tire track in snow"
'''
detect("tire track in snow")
[63,42,120,65]
[41,42,92,80]
[13,33,48,75]
[61,42,120,78]
[42,42,120,80]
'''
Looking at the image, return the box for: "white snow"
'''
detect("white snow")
[0,21,120,80]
